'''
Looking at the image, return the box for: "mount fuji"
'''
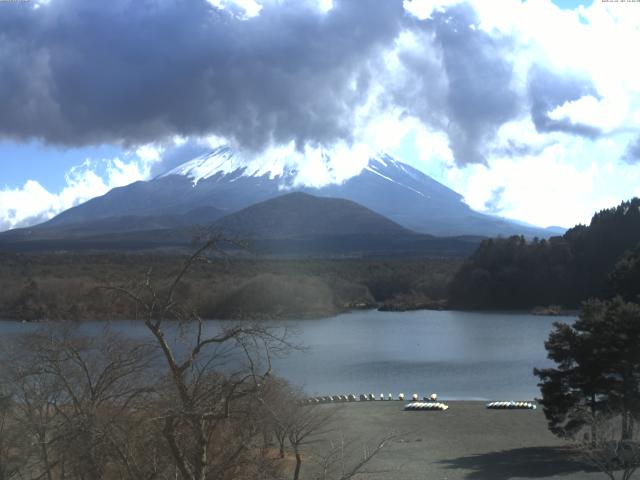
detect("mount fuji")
[0,147,561,253]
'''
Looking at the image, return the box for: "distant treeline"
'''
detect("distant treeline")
[449,198,640,309]
[0,254,461,321]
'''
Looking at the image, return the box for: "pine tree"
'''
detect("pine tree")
[534,298,640,442]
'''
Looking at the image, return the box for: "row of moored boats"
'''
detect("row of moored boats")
[404,402,449,411]
[302,393,440,404]
[302,395,537,411]
[485,401,536,409]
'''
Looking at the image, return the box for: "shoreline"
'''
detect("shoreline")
[0,306,580,323]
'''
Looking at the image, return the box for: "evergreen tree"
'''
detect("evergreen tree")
[535,298,640,441]
[610,244,640,302]
[450,198,640,309]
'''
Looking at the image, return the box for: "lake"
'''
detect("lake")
[0,310,575,401]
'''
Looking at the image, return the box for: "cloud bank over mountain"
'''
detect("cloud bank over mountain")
[3,0,636,161]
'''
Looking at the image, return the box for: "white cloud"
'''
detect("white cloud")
[414,127,454,165]
[235,141,372,188]
[402,0,463,20]
[0,181,59,231]
[0,155,154,231]
[457,146,599,228]
[205,0,262,18]
[135,144,162,163]
[476,0,640,129]
[357,111,420,153]
[446,133,640,228]
[402,0,640,134]
[314,0,334,13]
[395,0,640,228]
[547,94,626,133]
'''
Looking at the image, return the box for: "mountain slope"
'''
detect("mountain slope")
[0,192,481,257]
[25,146,558,239]
[213,192,412,239]
[208,192,479,257]
[1,206,225,241]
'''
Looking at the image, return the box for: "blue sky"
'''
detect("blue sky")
[1,0,639,231]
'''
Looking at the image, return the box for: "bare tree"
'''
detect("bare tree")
[0,325,160,480]
[105,236,293,480]
[0,388,25,480]
[286,403,338,480]
[310,432,397,480]
[578,411,640,480]
[258,377,301,459]
[2,341,63,480]
[258,379,397,480]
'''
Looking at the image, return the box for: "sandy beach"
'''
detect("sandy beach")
[303,401,605,480]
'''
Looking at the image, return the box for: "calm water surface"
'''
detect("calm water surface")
[0,310,575,401]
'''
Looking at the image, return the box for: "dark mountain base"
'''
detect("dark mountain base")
[0,231,481,258]
[248,234,480,258]
[0,253,462,321]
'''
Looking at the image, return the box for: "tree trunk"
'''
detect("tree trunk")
[39,430,54,480]
[293,450,302,480]
[163,417,193,480]
[194,419,208,480]
[621,409,630,441]
[622,409,634,440]
[590,393,597,445]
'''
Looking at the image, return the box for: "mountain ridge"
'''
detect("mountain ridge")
[30,147,559,239]
[0,192,482,257]
[0,148,564,256]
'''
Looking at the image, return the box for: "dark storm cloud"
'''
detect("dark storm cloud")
[622,134,640,164]
[492,139,557,158]
[0,0,605,167]
[0,0,405,149]
[149,140,211,178]
[393,3,521,166]
[528,67,601,139]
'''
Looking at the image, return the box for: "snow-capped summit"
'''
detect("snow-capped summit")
[162,144,361,188]
[161,145,295,184]
[161,145,445,201]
